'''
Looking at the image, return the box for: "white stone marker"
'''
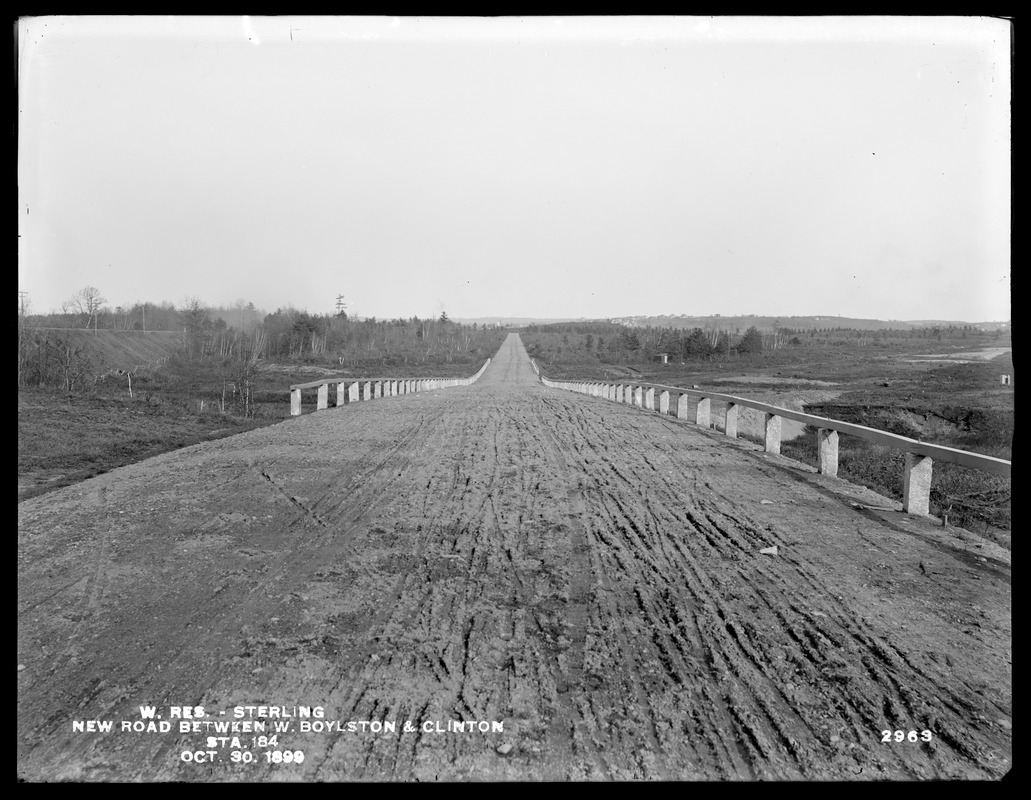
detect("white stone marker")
[764,413,782,455]
[903,453,933,515]
[818,429,838,476]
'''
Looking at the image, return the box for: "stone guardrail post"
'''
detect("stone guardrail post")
[615,385,624,403]
[764,413,782,455]
[725,403,739,438]
[818,428,838,476]
[644,387,655,411]
[290,389,301,416]
[336,382,347,406]
[363,381,373,401]
[903,454,933,515]
[659,390,670,415]
[696,397,711,428]
[676,393,689,420]
[316,384,328,410]
[349,382,360,402]
[633,386,643,407]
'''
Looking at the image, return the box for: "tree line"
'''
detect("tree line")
[522,319,1006,364]
[18,288,506,397]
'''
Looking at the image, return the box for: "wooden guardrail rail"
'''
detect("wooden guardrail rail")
[539,374,1010,516]
[289,358,491,417]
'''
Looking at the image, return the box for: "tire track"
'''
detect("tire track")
[530,390,1007,779]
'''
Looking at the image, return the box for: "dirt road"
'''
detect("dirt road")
[17,334,1011,781]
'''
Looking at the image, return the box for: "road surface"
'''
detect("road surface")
[17,334,1011,781]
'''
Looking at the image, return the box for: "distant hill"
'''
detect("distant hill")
[454,314,1008,331]
[453,317,588,327]
[606,315,1009,332]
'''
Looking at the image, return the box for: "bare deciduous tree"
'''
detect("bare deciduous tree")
[64,286,107,333]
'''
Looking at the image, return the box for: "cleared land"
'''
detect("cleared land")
[17,334,1010,781]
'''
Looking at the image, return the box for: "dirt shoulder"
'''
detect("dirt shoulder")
[18,335,1010,781]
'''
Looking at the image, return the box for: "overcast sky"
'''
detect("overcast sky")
[18,16,1011,322]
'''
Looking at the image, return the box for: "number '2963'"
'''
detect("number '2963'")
[882,730,933,743]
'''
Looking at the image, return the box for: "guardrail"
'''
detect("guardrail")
[539,374,1010,516]
[289,358,491,416]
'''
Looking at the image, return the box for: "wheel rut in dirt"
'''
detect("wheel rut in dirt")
[18,334,1011,781]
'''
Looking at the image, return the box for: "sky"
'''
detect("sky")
[18,16,1011,322]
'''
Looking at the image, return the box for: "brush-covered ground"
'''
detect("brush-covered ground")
[18,355,492,502]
